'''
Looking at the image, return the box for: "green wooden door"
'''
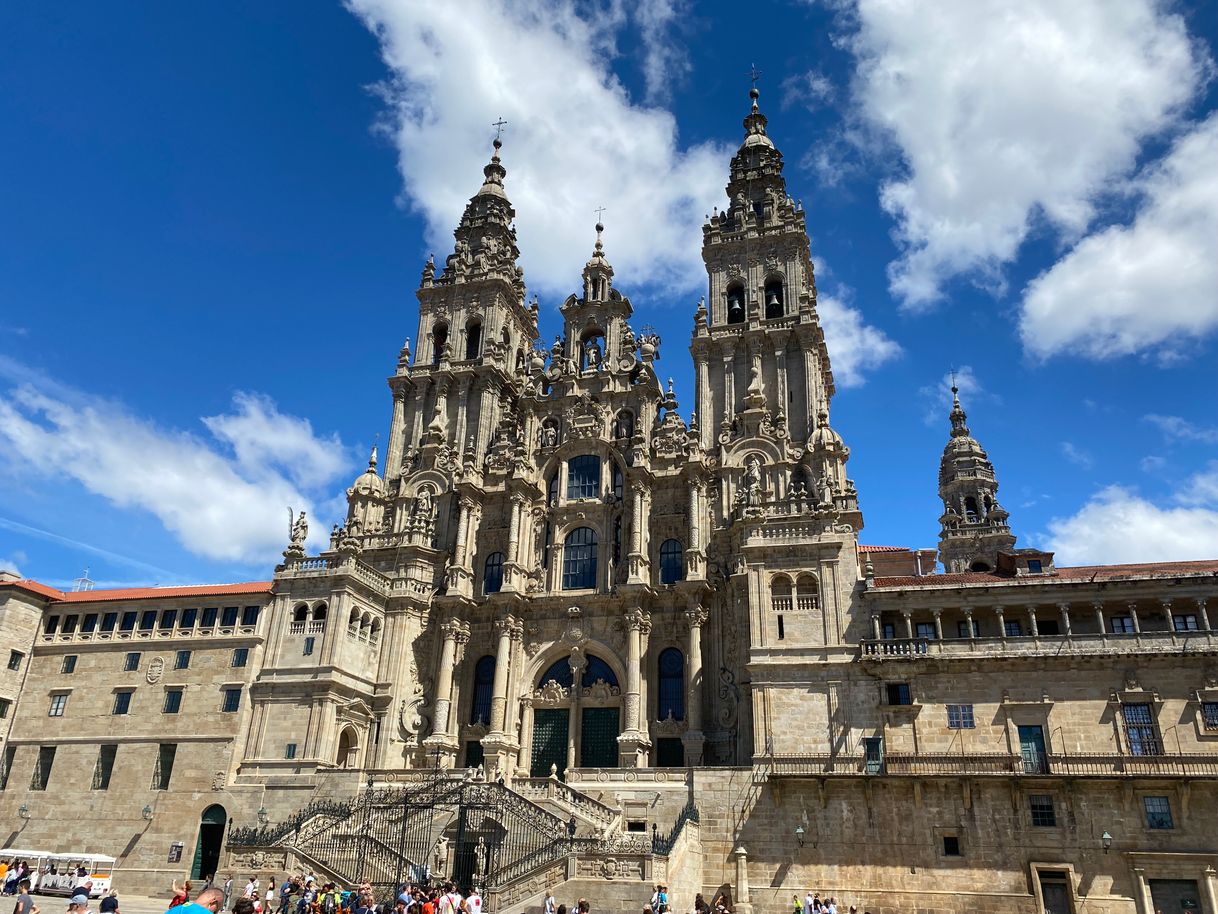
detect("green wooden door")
[580,707,620,769]
[530,708,569,778]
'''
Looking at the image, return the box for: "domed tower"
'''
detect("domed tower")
[937,383,1016,573]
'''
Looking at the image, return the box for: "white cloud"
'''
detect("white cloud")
[0,552,24,577]
[783,70,836,110]
[816,294,900,387]
[835,0,1207,308]
[0,381,350,565]
[347,0,728,297]
[1060,442,1094,470]
[634,0,691,103]
[917,365,988,426]
[1143,412,1218,445]
[1044,464,1218,564]
[1021,114,1218,359]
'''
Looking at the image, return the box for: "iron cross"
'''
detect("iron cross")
[492,117,508,140]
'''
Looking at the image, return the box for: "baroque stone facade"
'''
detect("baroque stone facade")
[2,88,1217,914]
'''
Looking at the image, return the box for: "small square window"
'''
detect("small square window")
[221,688,241,713]
[44,616,60,635]
[1004,620,1024,637]
[221,607,239,627]
[81,614,98,633]
[1111,616,1136,634]
[942,835,961,856]
[1173,614,1199,632]
[124,652,140,672]
[881,622,897,640]
[0,698,11,719]
[174,650,191,670]
[61,655,77,674]
[241,606,260,626]
[163,689,183,714]
[61,615,78,634]
[1143,796,1173,829]
[120,611,138,632]
[48,694,68,717]
[139,610,156,631]
[947,704,975,729]
[159,609,177,630]
[7,650,24,672]
[1202,702,1218,731]
[100,612,118,632]
[113,691,133,715]
[232,648,249,668]
[303,637,315,657]
[1029,795,1057,827]
[180,608,198,628]
[201,607,218,628]
[1027,559,1043,573]
[915,622,936,640]
[886,683,912,706]
[284,743,298,760]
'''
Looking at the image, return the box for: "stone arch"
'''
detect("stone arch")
[726,281,746,324]
[770,574,793,612]
[311,602,327,622]
[796,573,820,610]
[292,603,309,624]
[336,726,359,768]
[764,275,785,318]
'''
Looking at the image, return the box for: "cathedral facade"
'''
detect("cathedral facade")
[2,89,1216,914]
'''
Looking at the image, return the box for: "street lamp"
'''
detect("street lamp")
[1101,831,1113,854]
[257,807,269,825]
[794,825,805,848]
[17,804,30,820]
[142,804,154,821]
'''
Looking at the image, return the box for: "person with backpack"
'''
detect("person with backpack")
[318,884,342,914]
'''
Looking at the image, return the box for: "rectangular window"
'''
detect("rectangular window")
[1202,701,1218,731]
[201,607,218,628]
[566,454,601,499]
[61,655,77,674]
[113,691,133,715]
[221,606,239,627]
[1123,703,1163,756]
[881,622,897,640]
[221,688,242,713]
[45,616,60,635]
[7,650,23,671]
[124,652,140,672]
[120,611,138,632]
[0,698,10,719]
[232,648,249,668]
[1173,614,1199,632]
[241,606,260,626]
[886,682,912,706]
[101,612,118,632]
[61,615,78,634]
[180,608,198,628]
[947,704,975,729]
[915,622,936,640]
[303,637,315,656]
[0,745,15,789]
[1111,615,1136,634]
[1029,795,1057,827]
[1004,620,1024,637]
[957,620,978,638]
[163,688,183,714]
[81,614,98,633]
[1027,559,1043,573]
[93,744,117,790]
[31,746,56,791]
[48,694,68,717]
[152,743,177,790]
[776,615,785,640]
[159,609,177,630]
[139,610,156,631]
[174,650,191,670]
[284,743,298,760]
[1038,619,1061,636]
[942,835,961,856]
[1143,795,1173,829]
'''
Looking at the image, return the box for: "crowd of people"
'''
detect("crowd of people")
[793,891,861,914]
[164,874,484,914]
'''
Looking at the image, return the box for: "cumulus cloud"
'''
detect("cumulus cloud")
[0,380,350,564]
[347,0,728,297]
[1044,468,1218,565]
[834,0,1206,308]
[634,0,691,103]
[817,294,900,387]
[1021,114,1218,360]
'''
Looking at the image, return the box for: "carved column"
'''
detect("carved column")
[683,605,709,762]
[482,615,520,780]
[962,606,976,640]
[802,346,817,431]
[931,609,943,641]
[618,609,652,767]
[503,494,525,592]
[386,387,407,478]
[722,351,735,422]
[774,341,788,417]
[1199,598,1212,632]
[454,377,473,450]
[409,386,427,453]
[1161,599,1176,633]
[694,352,711,450]
[515,697,534,778]
[627,482,650,584]
[902,609,914,640]
[871,613,882,640]
[567,652,586,772]
[686,480,705,579]
[733,846,753,914]
[424,619,463,763]
[1093,601,1106,636]
[1058,603,1072,637]
[995,606,1007,639]
[1127,601,1141,634]
[1028,605,1039,638]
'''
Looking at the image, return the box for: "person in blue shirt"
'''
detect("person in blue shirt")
[167,889,224,914]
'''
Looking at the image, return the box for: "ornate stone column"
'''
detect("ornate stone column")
[1201,865,1218,914]
[385,387,407,478]
[567,652,586,772]
[515,697,534,778]
[423,619,465,765]
[503,494,525,592]
[871,613,882,640]
[482,615,521,779]
[1199,598,1212,632]
[733,846,753,914]
[627,482,650,584]
[618,609,652,767]
[448,497,478,597]
[683,605,709,762]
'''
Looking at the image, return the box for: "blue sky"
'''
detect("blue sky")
[2,0,1217,588]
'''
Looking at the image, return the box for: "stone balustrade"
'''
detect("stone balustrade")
[766,751,1218,778]
[860,629,1216,661]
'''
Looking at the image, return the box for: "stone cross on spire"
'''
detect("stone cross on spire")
[492,117,507,141]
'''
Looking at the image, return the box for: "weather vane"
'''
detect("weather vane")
[749,63,761,89]
[492,117,508,141]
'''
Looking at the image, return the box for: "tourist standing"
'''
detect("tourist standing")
[99,893,119,914]
[13,880,38,914]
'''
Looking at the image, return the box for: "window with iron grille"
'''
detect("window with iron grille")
[1029,795,1056,827]
[92,744,116,790]
[659,539,684,584]
[151,743,177,790]
[222,688,241,713]
[174,650,191,670]
[61,655,77,674]
[947,704,975,729]
[31,746,56,791]
[123,652,140,672]
[562,527,598,590]
[1123,703,1163,755]
[1143,795,1173,829]
[232,648,249,668]
[566,455,601,500]
[163,689,183,714]
[48,694,68,717]
[113,691,133,715]
[886,683,912,706]
[1202,702,1218,731]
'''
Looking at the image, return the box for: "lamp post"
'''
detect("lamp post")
[794,825,805,848]
[142,804,154,821]
[18,804,30,820]
[257,807,269,825]
[1101,831,1113,854]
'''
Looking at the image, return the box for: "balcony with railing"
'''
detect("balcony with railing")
[766,751,1218,779]
[861,629,1217,661]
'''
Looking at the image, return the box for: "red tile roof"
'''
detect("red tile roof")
[0,580,273,604]
[872,559,1218,589]
[858,545,911,553]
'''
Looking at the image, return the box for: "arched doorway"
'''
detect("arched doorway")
[336,727,359,768]
[528,653,621,778]
[191,804,226,880]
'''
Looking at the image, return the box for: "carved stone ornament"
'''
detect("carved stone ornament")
[535,680,570,705]
[726,263,743,279]
[146,656,165,684]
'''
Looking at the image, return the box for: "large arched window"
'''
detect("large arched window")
[562,527,598,590]
[539,657,574,689]
[764,278,785,318]
[796,574,819,611]
[770,575,793,613]
[567,455,601,500]
[581,654,618,688]
[432,322,449,365]
[469,655,495,725]
[964,496,979,521]
[726,284,746,324]
[465,320,483,360]
[659,539,684,584]
[483,552,504,595]
[657,648,684,721]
